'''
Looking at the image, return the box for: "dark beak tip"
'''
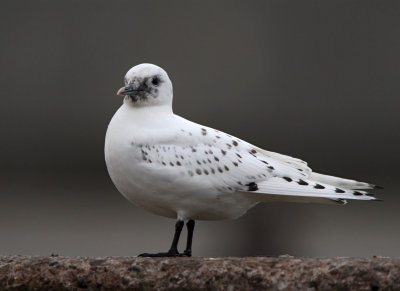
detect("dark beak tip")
[117,86,130,96]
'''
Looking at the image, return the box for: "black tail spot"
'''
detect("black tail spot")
[297,179,308,186]
[314,184,325,189]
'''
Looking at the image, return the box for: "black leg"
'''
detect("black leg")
[183,220,195,257]
[138,220,187,257]
[168,220,184,255]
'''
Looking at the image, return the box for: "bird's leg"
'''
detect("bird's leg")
[183,220,195,257]
[168,219,184,255]
[138,220,187,257]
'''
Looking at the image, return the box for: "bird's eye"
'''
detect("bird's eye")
[152,77,160,86]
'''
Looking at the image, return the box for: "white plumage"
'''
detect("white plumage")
[104,63,380,256]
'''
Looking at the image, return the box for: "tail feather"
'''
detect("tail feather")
[241,176,379,204]
[309,172,380,190]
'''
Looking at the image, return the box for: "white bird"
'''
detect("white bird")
[105,63,381,257]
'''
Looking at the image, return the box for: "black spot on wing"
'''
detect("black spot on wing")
[201,128,207,136]
[335,188,345,193]
[353,191,363,196]
[314,184,325,189]
[246,182,259,191]
[283,177,292,182]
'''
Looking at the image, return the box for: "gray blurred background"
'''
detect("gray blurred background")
[1,1,399,257]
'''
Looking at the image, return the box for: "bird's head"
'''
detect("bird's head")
[117,63,173,107]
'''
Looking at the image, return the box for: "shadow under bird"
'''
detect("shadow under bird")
[104,63,382,257]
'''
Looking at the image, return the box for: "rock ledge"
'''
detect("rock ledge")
[1,255,399,290]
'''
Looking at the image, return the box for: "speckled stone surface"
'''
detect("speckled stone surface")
[0,255,399,290]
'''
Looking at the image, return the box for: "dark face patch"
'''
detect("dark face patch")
[125,74,163,103]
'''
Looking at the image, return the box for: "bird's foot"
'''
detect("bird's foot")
[138,250,190,257]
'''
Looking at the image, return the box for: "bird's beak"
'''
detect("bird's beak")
[117,85,139,96]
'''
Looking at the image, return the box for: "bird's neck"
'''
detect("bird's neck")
[120,103,174,123]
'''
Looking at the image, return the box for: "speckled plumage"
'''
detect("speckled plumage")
[105,64,380,222]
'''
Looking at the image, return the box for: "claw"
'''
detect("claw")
[138,251,189,257]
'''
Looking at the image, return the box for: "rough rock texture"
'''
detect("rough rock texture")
[0,255,399,290]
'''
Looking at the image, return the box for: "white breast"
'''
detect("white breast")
[105,104,258,221]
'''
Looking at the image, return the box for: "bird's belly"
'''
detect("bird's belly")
[105,144,257,220]
[120,184,259,221]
